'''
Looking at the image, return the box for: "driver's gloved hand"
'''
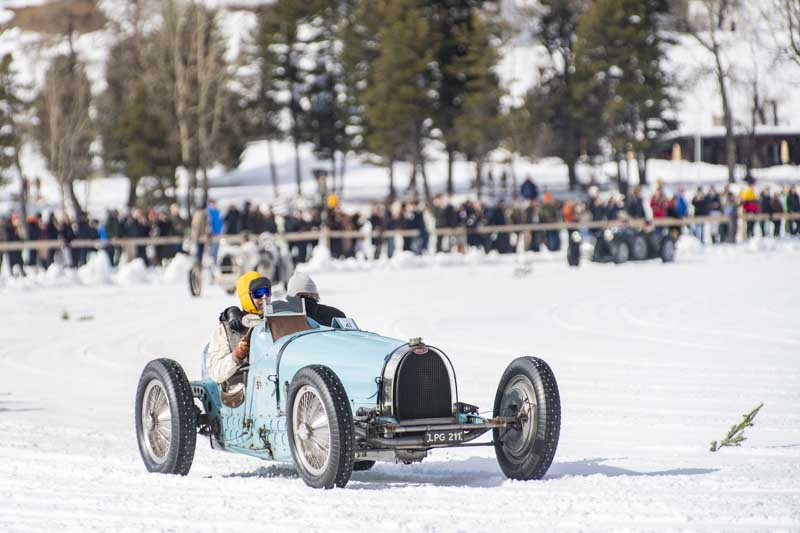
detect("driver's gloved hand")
[219,306,245,333]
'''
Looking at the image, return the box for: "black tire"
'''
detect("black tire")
[352,460,376,472]
[287,365,355,489]
[631,234,648,261]
[660,238,675,263]
[613,241,629,264]
[567,243,580,267]
[135,358,197,475]
[493,356,560,481]
[189,265,202,297]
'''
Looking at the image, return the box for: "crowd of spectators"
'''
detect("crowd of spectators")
[2,176,799,277]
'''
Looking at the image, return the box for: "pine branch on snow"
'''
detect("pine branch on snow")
[709,403,764,452]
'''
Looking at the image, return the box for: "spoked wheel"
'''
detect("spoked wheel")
[188,264,203,297]
[287,365,354,489]
[135,359,197,475]
[493,356,560,480]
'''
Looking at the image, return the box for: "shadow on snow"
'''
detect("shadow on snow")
[224,456,716,489]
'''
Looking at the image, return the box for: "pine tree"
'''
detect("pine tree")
[244,7,285,196]
[574,0,672,189]
[450,8,505,199]
[337,0,382,184]
[425,0,495,195]
[0,53,27,215]
[33,52,94,216]
[521,0,592,191]
[98,37,181,208]
[362,0,434,199]
[251,0,326,196]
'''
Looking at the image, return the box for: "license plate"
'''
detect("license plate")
[424,430,465,444]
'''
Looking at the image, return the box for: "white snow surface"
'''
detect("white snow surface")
[1,244,800,531]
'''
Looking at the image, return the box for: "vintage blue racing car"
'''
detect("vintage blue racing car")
[135,299,561,488]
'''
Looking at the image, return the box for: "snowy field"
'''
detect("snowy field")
[2,243,800,532]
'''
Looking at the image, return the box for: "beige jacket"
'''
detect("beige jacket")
[190,208,209,242]
[207,313,262,383]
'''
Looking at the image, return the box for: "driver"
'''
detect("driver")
[207,271,271,384]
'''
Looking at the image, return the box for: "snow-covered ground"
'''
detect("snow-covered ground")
[1,242,799,531]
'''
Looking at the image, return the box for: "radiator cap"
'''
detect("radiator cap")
[409,337,428,355]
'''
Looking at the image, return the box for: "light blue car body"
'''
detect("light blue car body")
[191,318,410,462]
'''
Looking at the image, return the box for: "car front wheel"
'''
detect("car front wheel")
[135,358,197,475]
[287,365,355,489]
[493,357,561,481]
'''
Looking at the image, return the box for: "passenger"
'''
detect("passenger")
[287,272,346,327]
[207,271,271,384]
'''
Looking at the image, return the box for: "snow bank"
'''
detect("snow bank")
[115,258,148,286]
[77,251,112,285]
[162,253,194,284]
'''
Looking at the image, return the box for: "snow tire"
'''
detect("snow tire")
[189,265,202,297]
[613,241,630,264]
[631,235,648,261]
[287,365,355,489]
[135,358,197,476]
[493,356,560,481]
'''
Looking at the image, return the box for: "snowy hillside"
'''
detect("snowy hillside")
[0,0,799,216]
[1,243,799,531]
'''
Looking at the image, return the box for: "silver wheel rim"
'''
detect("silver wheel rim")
[500,375,538,461]
[141,379,172,464]
[292,385,331,476]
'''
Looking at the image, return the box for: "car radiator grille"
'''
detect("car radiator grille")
[394,351,452,420]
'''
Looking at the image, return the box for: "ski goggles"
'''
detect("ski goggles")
[251,287,271,299]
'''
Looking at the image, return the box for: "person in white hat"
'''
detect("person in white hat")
[287,272,346,327]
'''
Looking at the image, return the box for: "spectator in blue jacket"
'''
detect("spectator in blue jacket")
[208,199,223,261]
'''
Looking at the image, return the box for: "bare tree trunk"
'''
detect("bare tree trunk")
[419,155,431,203]
[128,176,139,208]
[566,155,579,192]
[293,136,302,196]
[14,150,27,220]
[446,147,455,195]
[690,1,737,183]
[715,52,736,182]
[165,0,196,212]
[388,160,395,200]
[201,167,209,207]
[68,178,85,216]
[339,151,347,195]
[475,160,483,200]
[267,139,279,197]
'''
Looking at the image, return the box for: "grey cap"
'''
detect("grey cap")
[287,271,319,299]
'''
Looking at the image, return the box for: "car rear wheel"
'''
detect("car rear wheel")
[631,235,648,261]
[660,238,675,263]
[287,365,355,489]
[493,357,560,481]
[613,241,630,264]
[188,264,202,297]
[135,358,197,475]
